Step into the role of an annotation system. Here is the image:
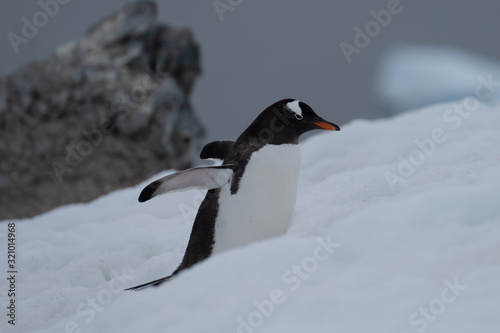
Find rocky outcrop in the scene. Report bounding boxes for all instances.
[0,1,205,220]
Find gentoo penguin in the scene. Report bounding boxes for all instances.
[126,99,339,290]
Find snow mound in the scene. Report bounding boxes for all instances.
[2,100,500,333]
[375,45,500,114]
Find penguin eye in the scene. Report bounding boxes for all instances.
[294,114,303,120]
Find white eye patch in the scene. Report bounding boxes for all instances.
[286,100,303,119]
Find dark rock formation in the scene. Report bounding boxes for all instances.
[0,1,205,220]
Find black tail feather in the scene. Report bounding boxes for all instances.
[125,271,177,291]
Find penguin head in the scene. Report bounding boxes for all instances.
[243,99,340,145]
[281,98,340,133]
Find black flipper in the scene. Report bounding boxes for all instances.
[138,165,234,202]
[200,140,235,161]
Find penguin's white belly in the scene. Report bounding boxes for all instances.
[212,144,301,253]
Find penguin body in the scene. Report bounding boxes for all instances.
[126,99,339,290]
[213,143,301,252]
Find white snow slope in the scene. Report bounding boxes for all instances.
[2,100,500,333]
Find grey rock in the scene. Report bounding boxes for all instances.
[0,1,205,220]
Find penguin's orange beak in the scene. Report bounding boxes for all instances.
[314,121,340,131]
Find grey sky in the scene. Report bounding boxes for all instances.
[1,0,499,142]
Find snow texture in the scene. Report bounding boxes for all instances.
[1,100,500,333]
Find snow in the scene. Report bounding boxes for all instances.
[2,100,500,333]
[374,45,500,114]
